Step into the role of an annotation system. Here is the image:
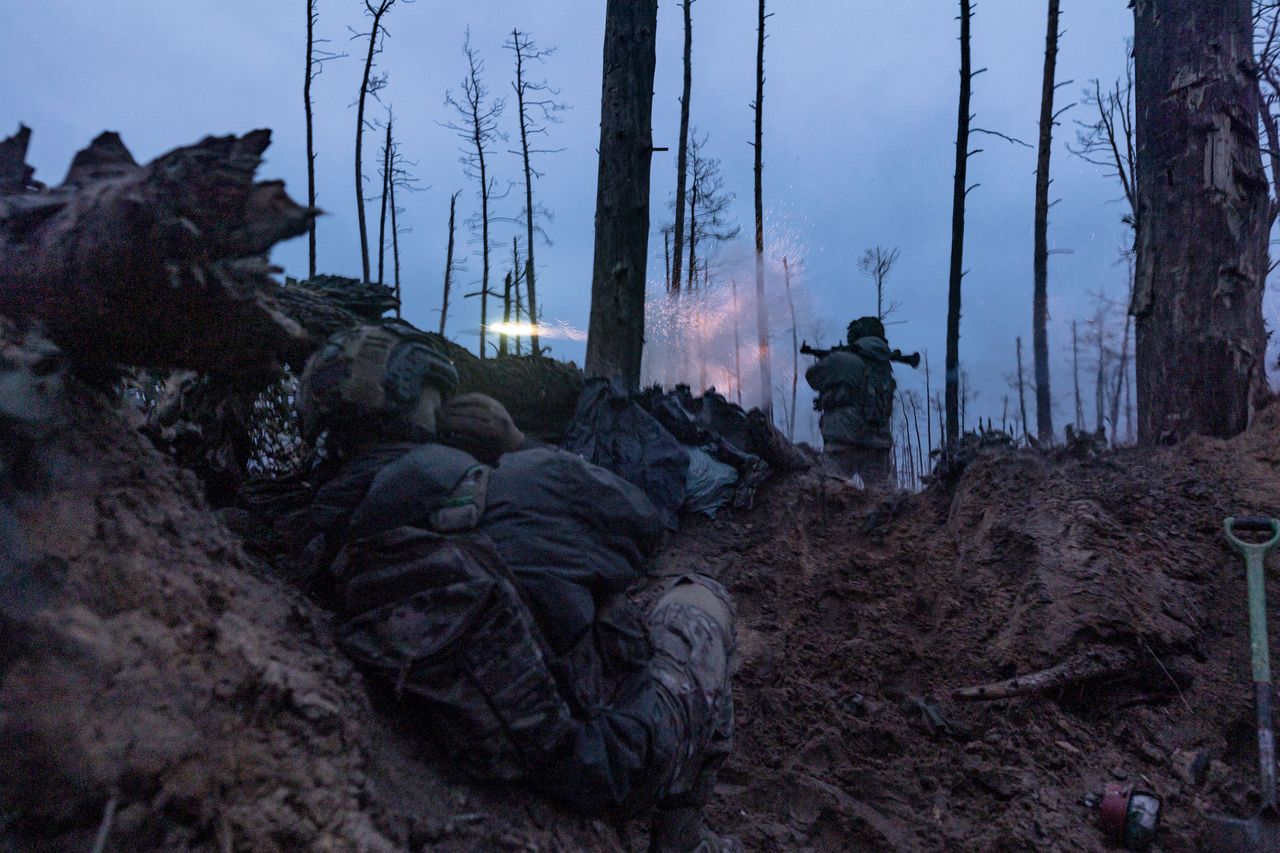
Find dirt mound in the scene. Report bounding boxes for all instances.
[0,359,617,850]
[673,404,1280,851]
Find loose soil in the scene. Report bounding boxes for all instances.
[7,355,1280,851]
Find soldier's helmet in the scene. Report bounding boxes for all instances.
[297,320,459,443]
[846,316,886,345]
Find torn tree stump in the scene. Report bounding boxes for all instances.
[0,126,330,379]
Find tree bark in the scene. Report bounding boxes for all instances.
[440,190,459,336]
[389,142,401,317]
[1072,319,1084,429]
[945,0,973,446]
[753,0,773,417]
[670,0,694,297]
[305,0,318,278]
[1032,0,1059,445]
[0,128,321,378]
[512,30,542,355]
[1132,0,1269,442]
[354,1,391,284]
[1016,337,1030,444]
[377,119,391,286]
[584,0,658,389]
[784,256,799,441]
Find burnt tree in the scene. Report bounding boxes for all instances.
[945,0,973,446]
[1031,0,1061,445]
[439,190,461,336]
[445,31,505,359]
[752,0,774,416]
[507,30,564,356]
[303,0,343,277]
[585,0,658,388]
[1132,0,1269,441]
[670,0,695,296]
[354,0,395,283]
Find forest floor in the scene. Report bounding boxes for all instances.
[6,351,1280,851]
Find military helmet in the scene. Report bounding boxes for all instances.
[297,320,459,443]
[846,316,886,345]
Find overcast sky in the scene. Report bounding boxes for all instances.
[6,1,1164,439]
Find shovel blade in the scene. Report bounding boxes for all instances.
[1205,812,1280,853]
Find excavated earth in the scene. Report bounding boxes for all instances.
[7,350,1280,850]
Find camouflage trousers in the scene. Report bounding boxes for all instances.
[331,525,735,816]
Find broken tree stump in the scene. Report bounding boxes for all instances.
[0,126,329,379]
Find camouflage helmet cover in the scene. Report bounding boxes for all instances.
[846,316,886,345]
[298,320,459,442]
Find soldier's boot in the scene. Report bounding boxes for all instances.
[648,576,741,853]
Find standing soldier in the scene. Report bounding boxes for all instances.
[803,316,918,486]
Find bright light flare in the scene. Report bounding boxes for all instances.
[485,320,587,342]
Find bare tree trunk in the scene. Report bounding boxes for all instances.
[585,0,658,388]
[1072,319,1084,429]
[377,119,391,286]
[732,278,743,405]
[911,394,924,479]
[514,257,524,356]
[1133,0,1269,441]
[670,0,694,297]
[1032,0,1060,445]
[440,190,459,336]
[686,175,699,293]
[355,0,393,284]
[924,352,933,457]
[753,0,773,417]
[1095,327,1107,436]
[783,256,799,440]
[945,0,973,445]
[663,229,671,292]
[1016,337,1029,445]
[389,138,401,317]
[499,271,512,356]
[1109,308,1131,445]
[511,30,542,355]
[305,0,318,278]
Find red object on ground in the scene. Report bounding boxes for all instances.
[1100,782,1133,838]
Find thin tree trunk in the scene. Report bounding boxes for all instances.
[911,394,924,481]
[1032,0,1060,445]
[924,352,933,459]
[1133,0,1269,441]
[354,1,391,283]
[500,271,512,356]
[670,0,694,297]
[732,278,743,405]
[440,190,459,336]
[1095,328,1107,436]
[663,230,671,293]
[585,0,658,388]
[512,30,542,355]
[1109,308,1130,446]
[378,119,391,286]
[514,258,524,356]
[305,0,318,278]
[1072,319,1084,428]
[389,139,401,317]
[945,0,973,445]
[783,256,799,440]
[1016,337,1029,445]
[753,0,773,417]
[686,176,699,293]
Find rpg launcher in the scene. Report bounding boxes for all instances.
[799,341,921,369]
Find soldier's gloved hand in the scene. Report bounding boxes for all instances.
[437,393,526,464]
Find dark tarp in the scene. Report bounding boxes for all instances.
[563,378,690,529]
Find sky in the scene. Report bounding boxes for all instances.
[4,1,1158,442]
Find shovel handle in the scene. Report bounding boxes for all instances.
[1225,516,1280,552]
[1226,516,1280,809]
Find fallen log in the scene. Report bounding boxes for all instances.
[0,126,326,379]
